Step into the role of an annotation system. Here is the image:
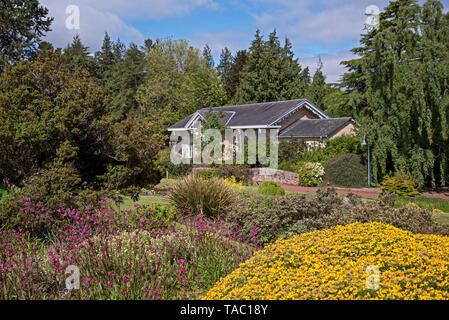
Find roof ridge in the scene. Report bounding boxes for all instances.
[200,98,306,110]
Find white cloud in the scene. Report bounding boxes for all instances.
[251,0,391,46]
[301,51,357,83]
[40,0,218,52]
[190,29,254,58]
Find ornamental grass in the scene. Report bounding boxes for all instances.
[203,222,449,300]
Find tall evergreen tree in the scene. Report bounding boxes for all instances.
[235,29,303,104]
[307,57,332,109]
[202,44,214,68]
[63,35,97,76]
[342,0,449,187]
[0,0,53,72]
[104,42,145,120]
[217,47,234,101]
[228,50,247,102]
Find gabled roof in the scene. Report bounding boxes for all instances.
[279,118,354,138]
[168,99,331,130]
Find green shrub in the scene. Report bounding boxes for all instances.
[323,153,366,188]
[279,140,305,164]
[196,169,219,180]
[300,136,363,163]
[155,148,193,178]
[278,161,296,172]
[154,178,179,191]
[225,188,448,246]
[168,175,237,217]
[295,162,325,187]
[381,171,418,197]
[257,181,285,196]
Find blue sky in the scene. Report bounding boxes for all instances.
[40,0,449,83]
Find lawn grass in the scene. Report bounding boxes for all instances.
[114,194,169,212]
[395,195,449,213]
[434,213,449,225]
[393,195,449,225]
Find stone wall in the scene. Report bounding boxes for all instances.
[190,166,299,186]
[250,168,298,186]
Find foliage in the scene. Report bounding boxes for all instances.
[341,0,449,188]
[305,57,333,110]
[295,162,325,187]
[168,175,237,217]
[223,176,245,193]
[300,136,363,164]
[257,181,285,196]
[234,29,304,104]
[224,188,447,246]
[100,115,166,189]
[203,222,449,300]
[395,195,449,213]
[217,48,247,102]
[154,178,180,190]
[154,148,193,178]
[323,153,366,188]
[278,140,305,165]
[136,38,227,129]
[195,169,219,180]
[0,0,53,72]
[381,171,419,197]
[0,201,253,300]
[216,166,253,185]
[103,42,145,121]
[0,53,111,185]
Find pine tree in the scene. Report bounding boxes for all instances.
[217,47,234,101]
[63,35,97,76]
[307,57,331,109]
[0,0,53,72]
[203,44,214,68]
[104,42,145,120]
[234,29,303,104]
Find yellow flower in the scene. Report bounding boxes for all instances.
[203,222,449,300]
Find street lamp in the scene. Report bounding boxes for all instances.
[361,135,371,188]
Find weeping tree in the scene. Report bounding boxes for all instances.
[342,0,449,188]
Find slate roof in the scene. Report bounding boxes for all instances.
[168,99,330,129]
[167,99,354,139]
[279,118,354,138]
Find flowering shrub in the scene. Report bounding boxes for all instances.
[223,176,245,193]
[204,222,449,300]
[0,200,253,300]
[295,162,324,187]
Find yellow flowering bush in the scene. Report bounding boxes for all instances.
[224,176,245,193]
[203,222,449,300]
[433,208,448,214]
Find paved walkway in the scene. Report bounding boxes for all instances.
[261,183,449,201]
[421,187,449,201]
[279,184,383,199]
